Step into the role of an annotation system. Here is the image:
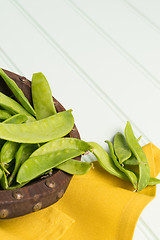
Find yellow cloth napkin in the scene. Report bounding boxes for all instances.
[0,203,74,240]
[0,143,159,240]
[56,143,160,240]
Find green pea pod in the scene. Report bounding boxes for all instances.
[0,68,36,116]
[88,142,128,181]
[56,160,93,175]
[0,171,8,189]
[0,109,12,120]
[31,137,92,157]
[3,114,28,124]
[8,143,38,186]
[0,92,35,121]
[0,141,20,174]
[125,121,150,192]
[0,110,74,143]
[114,132,132,164]
[148,177,160,186]
[0,168,3,180]
[17,148,85,183]
[32,72,57,120]
[124,155,139,166]
[0,114,29,174]
[105,140,137,189]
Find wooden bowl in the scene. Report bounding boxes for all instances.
[0,69,80,219]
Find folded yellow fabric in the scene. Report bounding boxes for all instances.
[0,143,159,240]
[0,204,74,240]
[56,143,160,240]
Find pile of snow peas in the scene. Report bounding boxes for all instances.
[0,68,159,192]
[89,123,160,192]
[0,69,93,189]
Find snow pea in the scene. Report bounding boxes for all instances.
[31,137,92,157]
[56,159,93,175]
[0,114,28,171]
[0,171,8,189]
[114,132,132,164]
[17,148,85,183]
[0,169,2,180]
[0,68,35,116]
[3,114,28,124]
[125,121,150,192]
[0,141,20,174]
[105,140,137,189]
[148,177,160,186]
[0,92,35,121]
[0,110,12,120]
[0,110,74,143]
[88,142,128,181]
[32,72,57,120]
[8,143,38,186]
[124,155,139,166]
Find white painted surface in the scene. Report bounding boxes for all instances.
[0,0,160,239]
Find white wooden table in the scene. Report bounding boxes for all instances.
[0,0,160,239]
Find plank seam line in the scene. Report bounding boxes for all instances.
[122,0,160,34]
[0,47,23,75]
[9,0,150,144]
[65,0,160,92]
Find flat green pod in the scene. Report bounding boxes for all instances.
[56,159,93,175]
[17,148,85,183]
[124,155,139,166]
[114,132,132,164]
[8,143,38,186]
[88,142,128,181]
[3,114,28,124]
[31,137,92,157]
[32,72,57,120]
[0,68,35,116]
[125,121,150,192]
[106,140,137,190]
[0,92,35,121]
[0,110,12,120]
[0,110,74,143]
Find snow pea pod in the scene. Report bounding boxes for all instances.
[3,114,28,124]
[124,155,139,166]
[0,110,74,143]
[88,142,128,181]
[0,68,35,116]
[56,159,93,175]
[148,177,160,186]
[0,171,8,189]
[105,140,137,189]
[125,121,150,192]
[114,132,132,164]
[0,92,35,121]
[32,72,57,120]
[8,143,38,186]
[0,169,3,180]
[0,141,20,174]
[17,148,85,183]
[31,137,92,157]
[0,110,12,120]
